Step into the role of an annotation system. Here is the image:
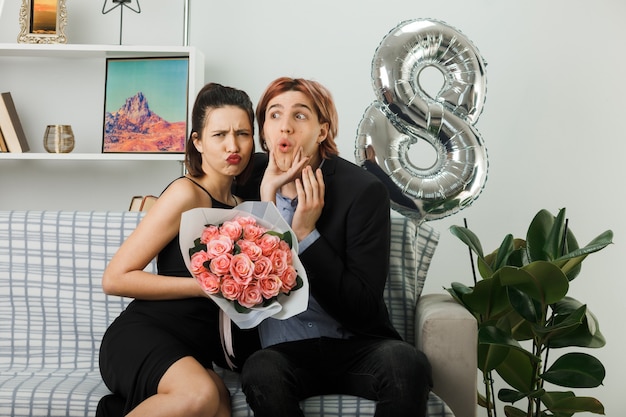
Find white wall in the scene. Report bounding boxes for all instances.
[1,1,624,415]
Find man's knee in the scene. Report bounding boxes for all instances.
[241,349,287,385]
[378,341,433,388]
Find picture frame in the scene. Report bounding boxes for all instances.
[18,0,68,44]
[102,57,190,154]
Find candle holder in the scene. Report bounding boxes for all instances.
[43,125,75,153]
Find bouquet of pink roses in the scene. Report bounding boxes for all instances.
[180,202,309,329]
[189,215,302,309]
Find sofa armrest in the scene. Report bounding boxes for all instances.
[416,293,477,417]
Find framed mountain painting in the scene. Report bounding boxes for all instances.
[103,57,189,153]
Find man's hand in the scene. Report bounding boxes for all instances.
[292,165,325,241]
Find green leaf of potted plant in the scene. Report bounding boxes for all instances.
[447,208,612,417]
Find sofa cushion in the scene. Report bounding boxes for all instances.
[0,211,147,373]
[0,211,149,417]
[386,216,440,342]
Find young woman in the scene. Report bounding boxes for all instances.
[240,77,433,417]
[98,83,260,417]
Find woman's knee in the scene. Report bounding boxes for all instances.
[169,377,226,417]
[159,357,226,416]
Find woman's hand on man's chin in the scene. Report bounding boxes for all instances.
[260,148,310,200]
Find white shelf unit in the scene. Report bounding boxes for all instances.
[0,43,204,161]
[0,43,205,211]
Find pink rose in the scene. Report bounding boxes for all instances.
[270,249,289,274]
[253,256,273,279]
[237,239,263,261]
[238,283,263,308]
[280,265,298,292]
[230,253,254,285]
[219,220,243,241]
[200,225,220,244]
[235,216,257,226]
[220,276,243,300]
[258,274,282,299]
[190,250,210,276]
[206,235,234,258]
[196,271,221,294]
[279,240,293,262]
[242,223,266,242]
[256,233,281,256]
[210,253,233,276]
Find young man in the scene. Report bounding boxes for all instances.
[240,77,432,417]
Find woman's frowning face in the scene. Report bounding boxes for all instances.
[194,105,254,178]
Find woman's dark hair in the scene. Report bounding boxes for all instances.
[184,83,255,182]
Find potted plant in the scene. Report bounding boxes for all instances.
[446,208,612,417]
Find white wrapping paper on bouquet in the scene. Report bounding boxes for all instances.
[180,201,309,329]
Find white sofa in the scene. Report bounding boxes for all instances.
[0,210,477,417]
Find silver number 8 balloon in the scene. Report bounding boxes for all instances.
[355,19,488,222]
